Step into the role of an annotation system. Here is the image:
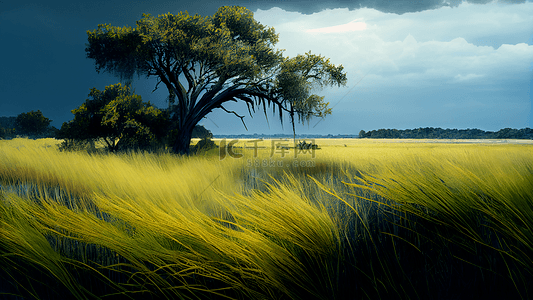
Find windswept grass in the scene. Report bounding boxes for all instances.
[1,138,532,299]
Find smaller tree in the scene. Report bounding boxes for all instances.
[102,92,169,150]
[58,83,168,151]
[15,110,52,137]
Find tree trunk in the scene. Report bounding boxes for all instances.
[172,122,194,155]
[290,107,296,146]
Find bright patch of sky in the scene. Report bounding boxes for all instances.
[306,20,368,33]
[218,1,533,133]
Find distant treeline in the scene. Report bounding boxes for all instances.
[359,127,533,139]
[0,114,57,139]
[0,116,16,129]
[0,115,211,141]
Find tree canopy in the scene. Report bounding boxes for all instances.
[15,110,52,137]
[86,6,347,154]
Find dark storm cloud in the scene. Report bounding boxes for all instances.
[2,0,528,20]
[241,0,527,14]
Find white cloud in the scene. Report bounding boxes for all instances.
[255,3,533,87]
[306,20,367,33]
[453,73,485,82]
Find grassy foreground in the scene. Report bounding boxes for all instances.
[1,138,532,299]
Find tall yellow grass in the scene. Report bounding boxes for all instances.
[1,137,532,299]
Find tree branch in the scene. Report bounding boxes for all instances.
[220,105,248,131]
[152,78,162,93]
[182,65,195,94]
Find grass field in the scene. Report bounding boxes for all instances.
[1,137,532,299]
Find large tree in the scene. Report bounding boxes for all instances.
[86,6,347,154]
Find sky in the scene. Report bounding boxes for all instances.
[1,0,532,135]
